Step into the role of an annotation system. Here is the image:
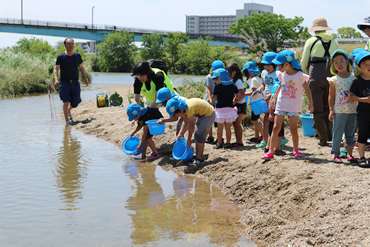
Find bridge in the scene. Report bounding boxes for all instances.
[0,18,246,48]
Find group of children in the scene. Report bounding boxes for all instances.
[126,47,370,166]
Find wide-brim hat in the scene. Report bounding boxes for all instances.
[261,52,277,65]
[354,51,370,77]
[308,17,332,32]
[166,98,188,117]
[127,103,147,121]
[330,49,352,75]
[211,60,224,72]
[211,68,233,85]
[357,16,370,30]
[272,50,302,70]
[241,61,261,75]
[155,87,173,103]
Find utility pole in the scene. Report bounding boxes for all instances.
[92,6,95,29]
[21,0,23,24]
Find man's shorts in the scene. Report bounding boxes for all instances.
[59,81,81,108]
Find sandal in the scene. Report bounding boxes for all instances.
[147,153,161,160]
[347,156,357,163]
[339,148,347,158]
[224,143,233,149]
[232,142,244,147]
[248,137,260,142]
[333,157,342,163]
[261,151,274,160]
[293,150,303,158]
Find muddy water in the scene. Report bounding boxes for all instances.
[0,75,256,246]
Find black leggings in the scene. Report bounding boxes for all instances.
[357,113,370,144]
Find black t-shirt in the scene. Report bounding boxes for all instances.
[133,71,165,94]
[138,108,164,126]
[55,51,83,81]
[349,75,370,113]
[213,84,239,108]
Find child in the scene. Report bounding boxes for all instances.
[241,61,264,143]
[226,62,246,147]
[349,51,370,166]
[127,103,163,160]
[166,97,216,165]
[263,50,314,160]
[328,49,357,163]
[203,60,225,144]
[210,68,241,148]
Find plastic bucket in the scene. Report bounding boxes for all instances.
[122,136,143,155]
[300,114,315,137]
[173,137,194,160]
[244,95,249,104]
[146,120,165,135]
[249,91,267,115]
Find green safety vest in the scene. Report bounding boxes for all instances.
[141,68,174,104]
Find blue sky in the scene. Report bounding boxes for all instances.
[0,0,368,48]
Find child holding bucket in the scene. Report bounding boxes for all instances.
[127,103,163,160]
[263,50,314,160]
[225,62,246,147]
[241,61,264,143]
[210,68,241,149]
[328,49,357,163]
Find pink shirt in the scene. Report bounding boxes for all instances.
[275,71,309,112]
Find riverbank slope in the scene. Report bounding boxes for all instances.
[70,84,370,246]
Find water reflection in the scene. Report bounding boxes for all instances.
[123,161,244,246]
[53,126,87,211]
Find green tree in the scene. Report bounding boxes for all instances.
[13,37,54,54]
[164,32,189,72]
[229,12,306,53]
[337,27,363,38]
[140,33,165,60]
[97,31,137,72]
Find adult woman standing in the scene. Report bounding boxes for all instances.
[132,61,174,108]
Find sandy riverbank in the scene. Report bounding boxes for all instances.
[70,84,370,246]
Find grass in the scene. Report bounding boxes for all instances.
[338,44,367,56]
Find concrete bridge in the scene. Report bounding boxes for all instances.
[0,17,246,48]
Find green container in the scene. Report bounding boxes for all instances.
[109,92,123,106]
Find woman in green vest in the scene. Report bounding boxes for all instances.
[132,61,174,108]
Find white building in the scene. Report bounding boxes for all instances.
[186,3,273,37]
[76,41,97,54]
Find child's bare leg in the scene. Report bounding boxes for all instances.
[270,115,285,153]
[196,142,205,160]
[252,120,262,137]
[263,113,269,142]
[225,122,232,144]
[146,138,158,154]
[288,116,299,151]
[358,143,366,158]
[217,123,224,144]
[141,142,148,159]
[347,145,354,157]
[233,113,244,144]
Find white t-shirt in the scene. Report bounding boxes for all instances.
[327,74,357,114]
[246,77,263,102]
[234,79,246,104]
[275,71,309,113]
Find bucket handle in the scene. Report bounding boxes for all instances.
[249,91,264,104]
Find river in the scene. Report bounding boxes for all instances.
[0,73,256,246]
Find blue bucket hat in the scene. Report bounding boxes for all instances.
[155,87,173,103]
[166,97,188,117]
[126,103,148,121]
[261,52,277,65]
[241,61,261,75]
[211,60,225,72]
[330,49,352,75]
[272,50,302,70]
[211,68,233,85]
[354,51,370,76]
[350,48,366,72]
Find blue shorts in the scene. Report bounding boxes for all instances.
[59,81,81,108]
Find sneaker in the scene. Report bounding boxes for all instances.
[347,156,357,163]
[147,153,161,160]
[213,143,223,149]
[68,113,73,121]
[66,120,73,125]
[333,157,342,163]
[358,157,367,167]
[256,140,267,148]
[206,136,214,143]
[274,149,286,156]
[264,147,269,153]
[193,158,204,165]
[232,142,244,147]
[213,138,224,145]
[293,150,303,158]
[339,148,348,158]
[261,151,274,160]
[248,137,260,142]
[224,143,233,149]
[279,137,289,147]
[257,136,263,141]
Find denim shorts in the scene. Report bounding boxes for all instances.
[274,110,299,116]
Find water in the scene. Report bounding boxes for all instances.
[0,73,256,246]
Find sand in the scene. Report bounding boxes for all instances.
[70,84,370,246]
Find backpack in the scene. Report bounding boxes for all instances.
[147,59,168,75]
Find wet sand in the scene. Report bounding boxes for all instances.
[70,84,370,246]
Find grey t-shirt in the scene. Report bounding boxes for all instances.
[203,74,217,102]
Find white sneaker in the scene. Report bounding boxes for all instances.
[66,120,73,125]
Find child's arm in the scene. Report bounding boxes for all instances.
[349,92,370,103]
[177,114,190,145]
[233,91,243,105]
[157,116,179,125]
[130,121,143,137]
[303,82,314,113]
[328,81,335,121]
[257,80,265,93]
[206,86,212,103]
[209,94,217,104]
[270,85,281,109]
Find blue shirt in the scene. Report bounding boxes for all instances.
[56,51,83,81]
[261,70,276,93]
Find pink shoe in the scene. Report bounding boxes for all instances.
[257,136,263,141]
[293,150,303,157]
[147,153,161,160]
[347,156,357,163]
[261,151,274,160]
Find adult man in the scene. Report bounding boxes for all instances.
[301,17,339,146]
[54,38,89,125]
[357,16,370,51]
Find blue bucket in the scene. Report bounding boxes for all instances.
[173,137,194,160]
[122,136,143,155]
[249,91,268,115]
[244,95,249,104]
[146,120,165,135]
[300,114,315,137]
